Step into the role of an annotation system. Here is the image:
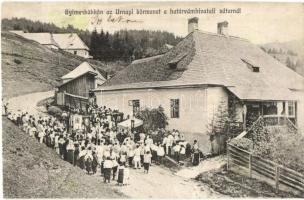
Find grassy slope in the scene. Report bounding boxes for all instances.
[1,32,128,198]
[196,168,300,198]
[1,31,127,98]
[3,118,125,198]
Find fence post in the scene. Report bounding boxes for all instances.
[249,153,252,178]
[227,143,230,171]
[275,165,280,193]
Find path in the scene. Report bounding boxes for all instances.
[6,91,226,198]
[116,165,224,198]
[7,90,54,116]
[176,155,226,179]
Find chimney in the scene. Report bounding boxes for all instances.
[188,17,199,34]
[217,21,229,35]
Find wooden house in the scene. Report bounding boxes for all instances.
[56,62,106,111]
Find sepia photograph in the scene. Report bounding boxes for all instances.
[1,1,304,198]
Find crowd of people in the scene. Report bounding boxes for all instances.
[5,103,202,186]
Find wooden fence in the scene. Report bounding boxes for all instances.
[227,143,304,193]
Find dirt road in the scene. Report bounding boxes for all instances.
[7,90,54,116]
[6,91,226,198]
[116,165,224,198]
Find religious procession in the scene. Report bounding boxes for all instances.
[5,103,202,186]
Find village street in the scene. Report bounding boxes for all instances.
[116,155,227,198]
[7,90,54,116]
[6,91,226,198]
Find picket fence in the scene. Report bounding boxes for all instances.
[227,143,304,193]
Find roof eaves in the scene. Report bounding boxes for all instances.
[58,71,97,87]
[94,82,223,92]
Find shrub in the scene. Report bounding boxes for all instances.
[47,106,63,118]
[229,138,253,151]
[246,119,304,173]
[207,100,243,155]
[267,131,304,173]
[135,106,168,133]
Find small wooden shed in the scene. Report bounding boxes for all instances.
[56,71,97,111]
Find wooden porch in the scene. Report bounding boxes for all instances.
[243,101,297,130]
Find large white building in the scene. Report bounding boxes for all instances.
[94,18,304,150]
[10,31,91,58]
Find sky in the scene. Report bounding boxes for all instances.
[2,2,304,44]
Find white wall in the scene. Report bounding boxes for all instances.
[206,87,229,125]
[44,44,59,50]
[96,86,229,152]
[65,49,90,58]
[295,91,304,133]
[97,86,210,133]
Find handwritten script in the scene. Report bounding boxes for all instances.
[91,14,143,25]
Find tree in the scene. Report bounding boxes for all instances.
[286,57,296,70]
[2,17,183,62]
[90,28,98,59]
[295,59,303,68]
[111,32,123,59]
[135,106,168,133]
[207,100,242,155]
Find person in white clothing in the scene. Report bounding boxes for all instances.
[167,134,174,156]
[38,130,45,144]
[123,165,130,185]
[133,145,141,169]
[29,126,37,138]
[157,144,165,164]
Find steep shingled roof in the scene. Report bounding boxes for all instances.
[61,62,97,80]
[61,62,106,86]
[9,31,88,50]
[99,31,304,100]
[16,32,59,46]
[52,33,89,50]
[102,34,196,86]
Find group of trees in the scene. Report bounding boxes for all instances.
[286,57,303,71]
[2,18,92,46]
[261,46,298,56]
[261,46,304,76]
[89,29,182,62]
[2,17,182,62]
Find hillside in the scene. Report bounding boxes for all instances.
[2,118,125,198]
[261,39,304,76]
[2,18,182,62]
[1,31,127,98]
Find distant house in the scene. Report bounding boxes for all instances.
[56,62,107,110]
[9,31,91,58]
[10,31,59,49]
[52,33,91,58]
[93,18,304,150]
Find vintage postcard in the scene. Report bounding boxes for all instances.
[1,1,304,198]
